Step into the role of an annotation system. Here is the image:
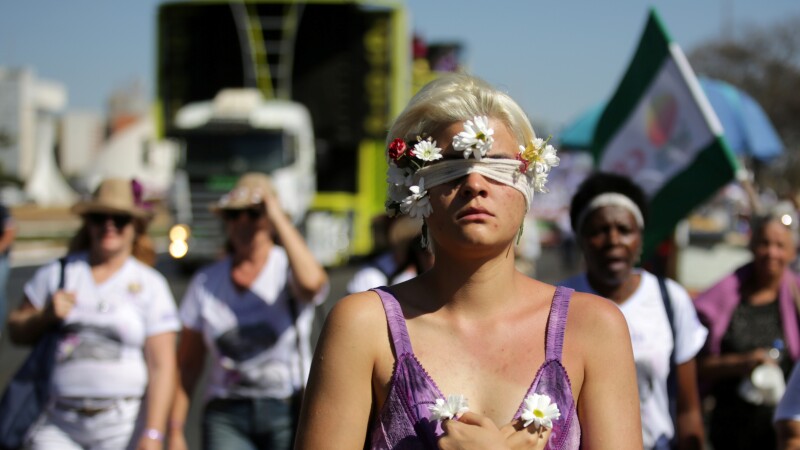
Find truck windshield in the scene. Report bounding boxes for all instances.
[180,131,294,176]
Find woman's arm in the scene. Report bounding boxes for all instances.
[7,293,74,345]
[168,327,206,450]
[264,191,328,303]
[696,348,770,383]
[776,420,800,450]
[675,358,704,450]
[136,331,178,450]
[294,293,380,449]
[573,293,643,450]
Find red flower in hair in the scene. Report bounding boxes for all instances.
[516,153,530,174]
[388,138,408,161]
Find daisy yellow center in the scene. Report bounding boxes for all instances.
[522,147,537,162]
[476,132,486,140]
[534,409,545,418]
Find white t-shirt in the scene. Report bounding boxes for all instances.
[24,253,180,398]
[561,269,708,448]
[179,246,327,401]
[346,252,415,294]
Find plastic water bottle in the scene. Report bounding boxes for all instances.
[769,339,785,363]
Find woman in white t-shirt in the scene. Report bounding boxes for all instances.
[7,178,180,450]
[560,172,708,450]
[169,173,328,450]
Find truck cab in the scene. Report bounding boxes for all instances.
[167,88,315,263]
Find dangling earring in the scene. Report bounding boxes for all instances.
[420,221,429,249]
[516,222,524,246]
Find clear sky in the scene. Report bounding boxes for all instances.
[1,0,798,132]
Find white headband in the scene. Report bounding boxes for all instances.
[416,158,534,209]
[576,192,644,232]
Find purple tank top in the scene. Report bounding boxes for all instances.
[368,286,581,450]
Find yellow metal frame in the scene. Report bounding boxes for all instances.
[157,0,409,260]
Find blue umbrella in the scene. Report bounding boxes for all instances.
[557,77,784,161]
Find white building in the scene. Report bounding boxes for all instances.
[82,115,178,199]
[0,67,78,206]
[60,111,104,178]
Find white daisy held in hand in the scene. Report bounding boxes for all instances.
[520,393,561,429]
[453,115,494,160]
[429,394,470,421]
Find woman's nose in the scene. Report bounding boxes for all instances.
[607,227,621,245]
[460,172,489,198]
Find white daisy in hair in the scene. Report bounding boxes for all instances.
[429,394,470,421]
[400,178,432,219]
[411,137,443,162]
[453,115,494,160]
[520,393,561,429]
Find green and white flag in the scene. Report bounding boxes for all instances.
[591,9,740,259]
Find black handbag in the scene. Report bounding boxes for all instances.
[0,257,66,450]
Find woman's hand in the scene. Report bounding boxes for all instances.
[438,412,551,450]
[44,290,75,323]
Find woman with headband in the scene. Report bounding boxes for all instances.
[560,172,707,450]
[295,74,642,449]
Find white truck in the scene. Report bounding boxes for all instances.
[166,88,316,264]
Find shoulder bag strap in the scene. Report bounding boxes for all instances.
[287,295,305,392]
[57,257,66,291]
[658,276,678,449]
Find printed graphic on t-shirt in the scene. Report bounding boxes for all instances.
[216,323,279,362]
[216,323,286,390]
[58,323,123,362]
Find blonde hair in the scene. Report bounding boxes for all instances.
[387,73,536,148]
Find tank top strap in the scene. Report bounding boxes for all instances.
[371,287,413,356]
[545,286,574,362]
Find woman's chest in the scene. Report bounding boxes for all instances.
[375,324,548,425]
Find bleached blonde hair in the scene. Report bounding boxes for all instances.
[387,73,536,148]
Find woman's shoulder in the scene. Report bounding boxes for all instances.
[191,257,231,280]
[328,290,387,325]
[566,290,629,340]
[323,290,389,347]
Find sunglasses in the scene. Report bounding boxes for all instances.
[85,213,133,229]
[222,208,265,221]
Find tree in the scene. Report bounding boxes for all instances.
[688,15,800,195]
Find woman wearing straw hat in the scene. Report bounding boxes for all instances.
[168,172,328,450]
[7,177,180,449]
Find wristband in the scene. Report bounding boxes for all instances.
[143,428,165,442]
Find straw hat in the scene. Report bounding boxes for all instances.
[71,178,152,219]
[211,172,276,212]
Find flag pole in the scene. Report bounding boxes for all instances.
[736,169,763,216]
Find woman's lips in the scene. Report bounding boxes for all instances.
[457,206,493,220]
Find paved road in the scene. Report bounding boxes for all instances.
[0,246,578,448]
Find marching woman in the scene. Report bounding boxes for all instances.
[169,173,328,450]
[561,172,707,450]
[8,178,179,449]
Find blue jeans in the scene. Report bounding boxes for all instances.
[0,254,9,335]
[202,397,295,450]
